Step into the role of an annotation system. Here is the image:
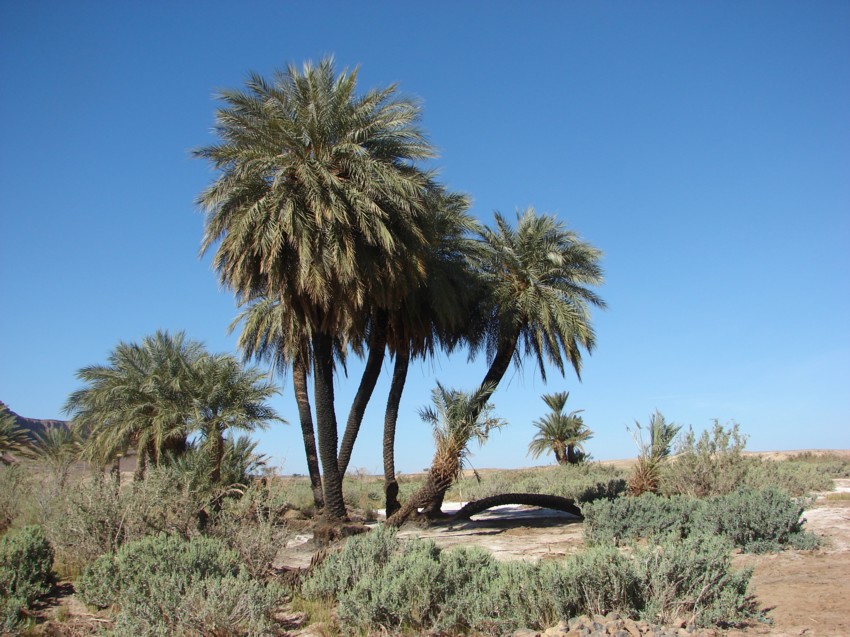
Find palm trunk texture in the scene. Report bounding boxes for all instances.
[293,357,324,510]
[337,312,387,476]
[311,331,347,520]
[382,345,409,516]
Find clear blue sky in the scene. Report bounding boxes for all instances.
[1,1,848,475]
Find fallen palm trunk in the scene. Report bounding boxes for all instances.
[451,492,583,520]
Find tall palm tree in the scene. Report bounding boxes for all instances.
[65,331,204,480]
[231,297,325,508]
[417,208,606,516]
[197,58,436,519]
[386,383,503,527]
[190,353,282,484]
[528,391,592,465]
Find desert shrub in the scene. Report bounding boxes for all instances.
[584,488,817,552]
[742,455,849,495]
[583,493,700,546]
[0,525,55,630]
[0,463,32,534]
[78,533,284,636]
[700,488,819,553]
[636,534,757,627]
[209,482,292,578]
[663,421,748,497]
[302,525,756,634]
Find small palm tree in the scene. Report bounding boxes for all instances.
[628,411,681,495]
[386,383,503,527]
[528,391,592,465]
[0,405,33,463]
[31,427,82,488]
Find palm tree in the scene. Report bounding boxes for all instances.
[528,391,592,465]
[386,383,503,527]
[417,208,606,516]
[65,331,204,480]
[231,297,325,508]
[190,353,282,484]
[0,405,33,463]
[197,58,436,520]
[628,411,681,495]
[380,187,480,514]
[31,426,82,488]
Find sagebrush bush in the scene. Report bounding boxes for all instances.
[663,421,748,497]
[78,533,285,636]
[302,525,756,634]
[584,488,818,552]
[636,534,755,626]
[0,464,32,534]
[0,525,55,630]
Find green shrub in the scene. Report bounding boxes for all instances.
[701,488,819,553]
[78,533,284,636]
[302,525,756,634]
[663,421,748,497]
[584,488,818,552]
[0,464,32,534]
[637,534,756,626]
[0,525,55,630]
[583,493,700,545]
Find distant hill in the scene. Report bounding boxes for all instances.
[0,400,69,440]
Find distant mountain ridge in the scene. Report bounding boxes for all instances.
[0,400,69,439]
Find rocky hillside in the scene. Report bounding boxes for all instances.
[0,399,69,439]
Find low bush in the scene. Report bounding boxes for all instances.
[0,525,55,630]
[663,421,748,497]
[584,488,818,552]
[0,464,32,534]
[78,533,285,636]
[301,525,757,634]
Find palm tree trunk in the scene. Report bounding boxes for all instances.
[567,444,577,464]
[337,311,387,476]
[311,331,347,520]
[382,344,409,516]
[210,426,225,484]
[293,356,324,510]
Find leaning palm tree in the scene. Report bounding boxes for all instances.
[528,391,592,465]
[190,353,282,484]
[628,411,681,495]
[418,208,606,516]
[0,405,33,463]
[197,58,436,520]
[386,383,503,527]
[66,331,204,480]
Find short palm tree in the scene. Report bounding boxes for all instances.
[197,58,437,520]
[31,426,82,487]
[66,331,204,480]
[0,405,33,463]
[386,383,503,527]
[628,411,681,495]
[528,391,592,465]
[190,353,282,484]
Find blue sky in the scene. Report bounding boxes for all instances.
[1,1,847,475]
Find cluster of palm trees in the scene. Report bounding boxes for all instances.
[528,391,593,466]
[195,57,606,522]
[63,330,281,484]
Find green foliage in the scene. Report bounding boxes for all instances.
[78,533,284,636]
[663,421,748,497]
[629,411,681,495]
[0,463,32,534]
[584,488,819,552]
[528,391,593,465]
[0,526,55,630]
[0,405,33,462]
[302,525,756,634]
[637,534,755,626]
